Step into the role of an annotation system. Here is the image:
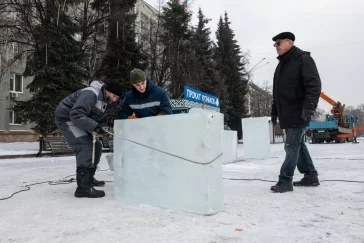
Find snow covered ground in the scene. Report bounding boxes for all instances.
[0,142,364,243]
[0,142,38,155]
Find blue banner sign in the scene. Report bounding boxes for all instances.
[184,86,220,108]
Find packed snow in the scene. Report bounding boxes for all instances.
[0,142,364,243]
[0,142,38,155]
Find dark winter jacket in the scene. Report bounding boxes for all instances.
[118,77,172,119]
[271,46,322,129]
[55,81,114,133]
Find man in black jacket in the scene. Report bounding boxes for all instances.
[270,32,322,193]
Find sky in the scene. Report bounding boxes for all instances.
[145,0,364,112]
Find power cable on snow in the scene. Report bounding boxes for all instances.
[1,168,364,201]
[223,178,364,183]
[0,167,111,201]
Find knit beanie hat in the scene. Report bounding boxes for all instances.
[130,69,146,84]
[105,82,123,97]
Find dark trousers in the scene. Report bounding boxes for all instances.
[55,120,102,168]
[279,128,318,182]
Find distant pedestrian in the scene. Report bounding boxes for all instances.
[270,32,322,193]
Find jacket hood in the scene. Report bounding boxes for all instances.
[90,80,104,91]
[89,80,107,101]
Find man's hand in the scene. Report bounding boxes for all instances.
[301,109,314,122]
[128,113,138,119]
[94,124,108,135]
[271,116,278,125]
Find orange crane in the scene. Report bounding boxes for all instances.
[313,92,364,142]
[320,92,345,115]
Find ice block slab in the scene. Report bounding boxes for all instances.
[113,112,224,215]
[242,117,270,159]
[223,130,237,163]
[189,107,217,114]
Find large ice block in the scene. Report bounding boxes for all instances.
[113,112,224,215]
[222,130,237,164]
[242,117,270,159]
[189,107,217,114]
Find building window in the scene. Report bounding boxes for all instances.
[9,108,22,125]
[12,43,22,60]
[150,19,157,36]
[141,13,149,37]
[10,73,23,93]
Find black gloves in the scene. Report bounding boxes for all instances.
[94,124,108,135]
[271,116,278,125]
[301,109,314,122]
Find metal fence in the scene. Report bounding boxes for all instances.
[170,99,220,112]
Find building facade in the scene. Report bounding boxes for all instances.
[134,0,159,46]
[0,42,37,141]
[247,82,273,117]
[0,0,160,142]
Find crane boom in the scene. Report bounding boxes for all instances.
[320,92,345,115]
[320,92,337,106]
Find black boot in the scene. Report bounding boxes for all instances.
[270,181,293,193]
[74,167,105,198]
[293,175,320,187]
[90,167,105,187]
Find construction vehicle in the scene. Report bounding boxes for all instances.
[306,92,364,144]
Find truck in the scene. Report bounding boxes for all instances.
[306,113,357,143]
[306,92,363,144]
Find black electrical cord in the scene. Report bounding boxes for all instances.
[320,179,364,183]
[2,172,364,201]
[223,178,364,183]
[223,178,276,182]
[0,167,110,201]
[0,178,75,201]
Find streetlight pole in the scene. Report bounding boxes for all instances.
[250,62,270,72]
[248,58,266,73]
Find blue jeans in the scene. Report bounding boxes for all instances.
[279,128,318,182]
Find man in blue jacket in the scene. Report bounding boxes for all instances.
[118,69,172,119]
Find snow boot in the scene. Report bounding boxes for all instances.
[74,167,105,198]
[90,167,105,187]
[293,176,320,187]
[270,181,293,193]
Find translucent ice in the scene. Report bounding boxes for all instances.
[113,112,224,215]
[222,130,237,164]
[242,117,270,159]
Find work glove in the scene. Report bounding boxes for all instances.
[301,109,314,122]
[94,124,108,136]
[271,116,278,125]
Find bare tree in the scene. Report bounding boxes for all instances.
[311,107,326,121]
[249,80,272,117]
[345,104,364,136]
[0,0,112,84]
[133,0,171,90]
[61,0,110,81]
[0,1,33,85]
